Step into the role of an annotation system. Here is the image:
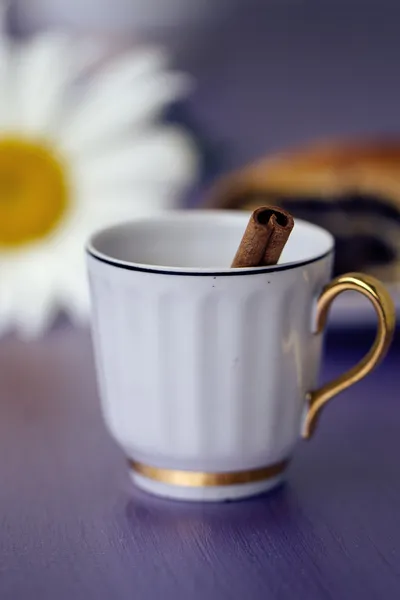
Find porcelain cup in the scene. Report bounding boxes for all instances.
[87,211,395,501]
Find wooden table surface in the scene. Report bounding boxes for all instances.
[1,327,399,600]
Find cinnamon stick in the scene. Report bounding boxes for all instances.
[231,206,294,268]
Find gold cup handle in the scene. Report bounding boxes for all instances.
[303,272,396,439]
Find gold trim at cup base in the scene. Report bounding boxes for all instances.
[128,459,289,487]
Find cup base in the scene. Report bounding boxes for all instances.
[131,470,285,502]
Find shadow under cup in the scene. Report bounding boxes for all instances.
[87,211,390,502]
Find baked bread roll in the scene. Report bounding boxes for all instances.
[205,137,400,279]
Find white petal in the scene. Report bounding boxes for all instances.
[101,193,181,223]
[78,186,188,222]
[0,275,15,335]
[13,292,58,339]
[87,46,170,92]
[67,34,114,77]
[10,34,74,136]
[0,252,59,338]
[6,33,113,138]
[59,72,192,155]
[55,257,90,326]
[73,126,199,188]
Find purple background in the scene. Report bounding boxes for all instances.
[178,0,400,184]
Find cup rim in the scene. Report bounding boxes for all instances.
[86,210,334,276]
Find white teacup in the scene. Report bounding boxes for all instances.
[87,210,395,501]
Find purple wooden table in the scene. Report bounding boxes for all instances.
[0,327,399,600]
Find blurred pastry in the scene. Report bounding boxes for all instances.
[205,137,400,278]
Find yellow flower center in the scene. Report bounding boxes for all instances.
[0,138,68,248]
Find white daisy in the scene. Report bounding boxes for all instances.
[0,14,198,337]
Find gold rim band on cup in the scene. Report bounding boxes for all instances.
[128,459,289,487]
